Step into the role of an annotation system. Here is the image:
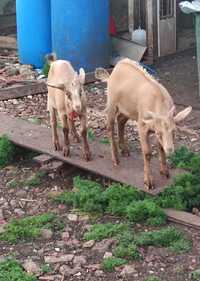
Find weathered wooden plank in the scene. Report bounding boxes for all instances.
[0,82,47,101]
[0,112,181,195]
[165,209,200,230]
[195,14,200,97]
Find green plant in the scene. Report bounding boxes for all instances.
[84,223,128,241]
[146,276,161,281]
[0,258,37,281]
[126,199,166,226]
[99,137,110,145]
[41,264,52,274]
[102,257,126,272]
[114,242,140,260]
[135,227,191,253]
[169,145,195,168]
[192,269,200,280]
[103,183,145,216]
[87,128,95,142]
[0,213,63,244]
[0,135,15,168]
[24,171,46,187]
[7,179,18,189]
[42,62,50,77]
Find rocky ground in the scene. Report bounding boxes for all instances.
[0,159,200,281]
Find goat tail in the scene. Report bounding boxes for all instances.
[95,68,110,82]
[45,52,57,64]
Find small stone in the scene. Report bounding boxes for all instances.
[103,252,113,259]
[23,260,40,275]
[83,240,95,248]
[95,270,104,277]
[41,229,53,240]
[120,265,136,276]
[14,208,25,216]
[55,248,60,252]
[93,238,116,253]
[73,255,87,266]
[61,231,70,241]
[67,214,78,222]
[44,254,74,264]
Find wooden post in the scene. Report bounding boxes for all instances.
[145,0,154,64]
[195,14,200,97]
[128,0,134,34]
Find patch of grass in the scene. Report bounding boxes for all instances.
[87,128,95,142]
[135,227,191,253]
[99,137,110,145]
[113,242,140,260]
[41,264,52,274]
[7,179,19,189]
[102,257,126,272]
[103,183,145,216]
[24,171,46,187]
[146,277,161,281]
[169,145,195,168]
[27,118,41,125]
[84,223,128,241]
[126,199,166,226]
[0,135,15,168]
[0,213,63,244]
[192,269,200,280]
[0,258,37,281]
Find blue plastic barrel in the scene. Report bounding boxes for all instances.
[16,0,51,68]
[51,0,109,72]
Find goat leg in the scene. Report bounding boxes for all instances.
[107,110,119,166]
[158,142,169,178]
[80,114,91,161]
[138,125,154,189]
[68,119,80,143]
[50,108,61,151]
[59,113,70,157]
[117,113,130,157]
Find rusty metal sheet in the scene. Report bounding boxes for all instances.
[0,112,181,195]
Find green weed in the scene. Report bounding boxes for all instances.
[192,269,200,280]
[146,277,161,281]
[24,171,46,187]
[41,264,52,274]
[0,258,37,281]
[169,145,195,168]
[102,257,126,272]
[0,213,63,244]
[99,137,110,145]
[87,128,95,142]
[113,242,140,260]
[0,135,15,168]
[84,223,128,241]
[135,227,191,253]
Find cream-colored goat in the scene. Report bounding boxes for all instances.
[95,58,192,189]
[47,58,91,161]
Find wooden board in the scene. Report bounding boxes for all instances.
[165,209,200,230]
[0,112,182,195]
[0,82,47,101]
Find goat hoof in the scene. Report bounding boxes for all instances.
[83,150,91,162]
[144,178,155,190]
[160,169,170,178]
[113,159,120,167]
[121,148,130,157]
[63,146,70,157]
[54,142,61,151]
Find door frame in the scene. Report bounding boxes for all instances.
[157,0,177,57]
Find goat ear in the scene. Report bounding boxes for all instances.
[79,68,85,84]
[174,106,192,123]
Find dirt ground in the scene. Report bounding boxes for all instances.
[0,49,200,281]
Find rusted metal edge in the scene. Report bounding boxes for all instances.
[165,209,200,230]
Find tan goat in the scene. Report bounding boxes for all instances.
[95,58,192,189]
[47,57,91,161]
